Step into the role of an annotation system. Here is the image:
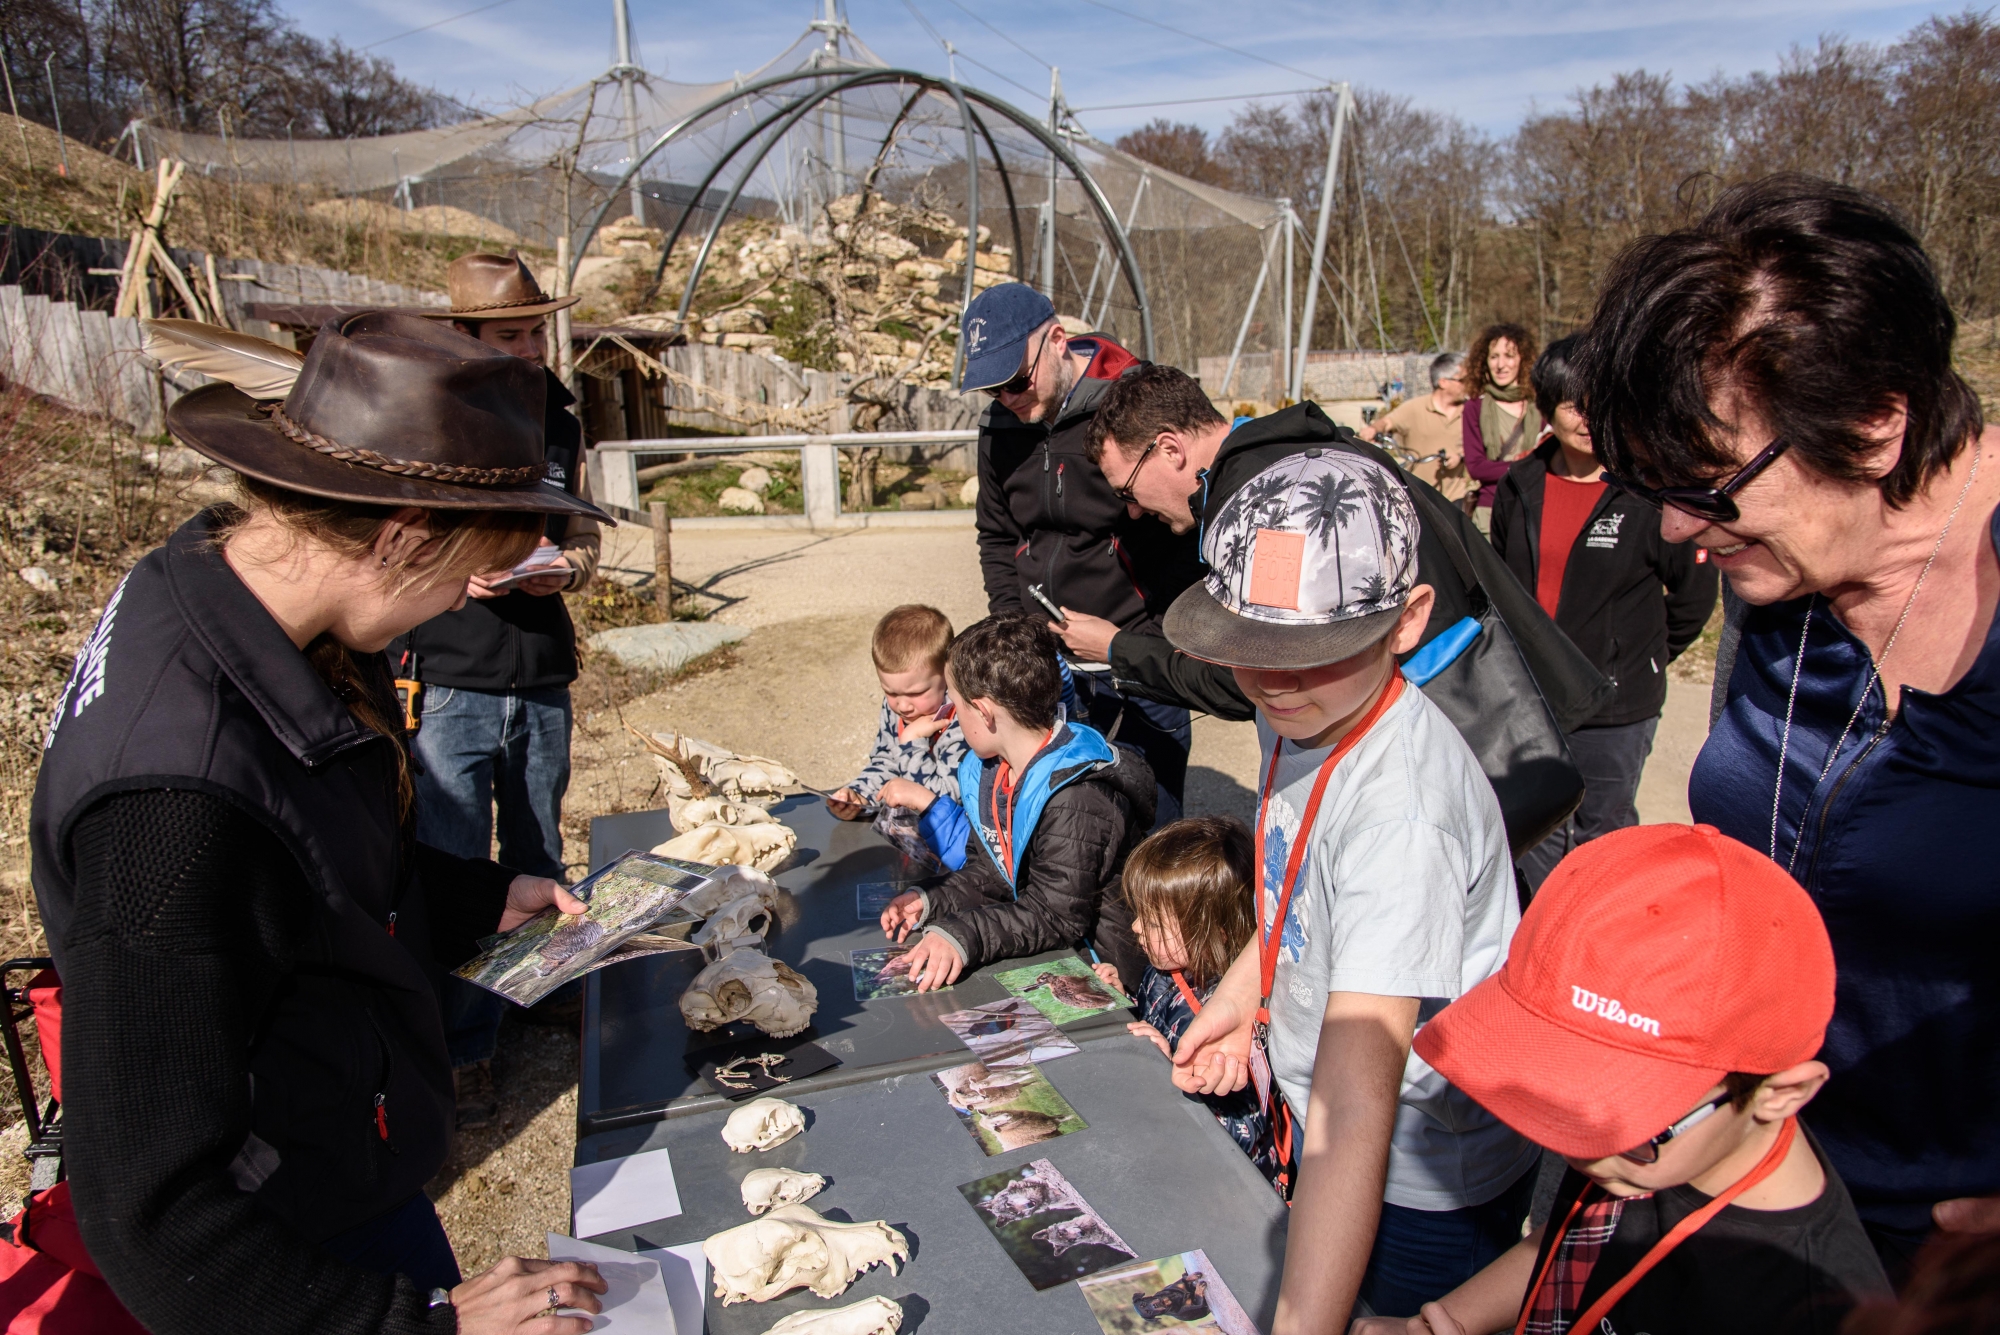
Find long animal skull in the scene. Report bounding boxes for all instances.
[683,948,819,1037]
[644,730,799,804]
[670,793,780,832]
[703,1204,908,1304]
[762,1296,904,1334]
[739,1167,826,1214]
[720,1097,806,1153]
[653,820,797,873]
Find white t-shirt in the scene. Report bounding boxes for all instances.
[1256,683,1536,1211]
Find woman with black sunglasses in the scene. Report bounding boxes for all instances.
[1577,174,2000,1285]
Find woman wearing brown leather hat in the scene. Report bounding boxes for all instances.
[28,311,612,1333]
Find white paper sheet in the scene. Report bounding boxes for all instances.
[570,1146,684,1238]
[639,1241,707,1335]
[545,1233,674,1333]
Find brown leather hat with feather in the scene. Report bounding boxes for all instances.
[145,311,608,519]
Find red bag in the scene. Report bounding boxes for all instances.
[0,1182,147,1334]
[22,973,59,1107]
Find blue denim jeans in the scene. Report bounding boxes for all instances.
[1069,668,1192,816]
[413,684,573,1067]
[1356,1162,1538,1318]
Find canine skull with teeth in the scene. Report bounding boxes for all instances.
[675,866,776,919]
[720,1096,806,1153]
[703,1204,908,1304]
[682,947,818,1037]
[739,1166,826,1214]
[761,1296,904,1334]
[669,793,782,832]
[692,891,778,958]
[652,820,797,873]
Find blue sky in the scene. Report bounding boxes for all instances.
[279,0,1961,140]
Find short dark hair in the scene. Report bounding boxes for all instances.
[1534,334,1584,424]
[946,615,1062,730]
[1120,816,1255,989]
[1576,174,1982,507]
[1465,322,1537,400]
[1084,362,1227,463]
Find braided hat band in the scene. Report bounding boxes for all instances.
[261,403,544,488]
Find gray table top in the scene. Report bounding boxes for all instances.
[581,797,1132,1134]
[574,1029,1288,1335]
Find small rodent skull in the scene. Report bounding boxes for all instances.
[720,1096,805,1153]
[703,1203,908,1304]
[682,947,818,1038]
[691,891,777,958]
[762,1295,904,1334]
[739,1166,826,1214]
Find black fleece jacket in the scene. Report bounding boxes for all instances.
[976,338,1205,635]
[924,743,1157,995]
[59,788,513,1335]
[1490,439,1718,726]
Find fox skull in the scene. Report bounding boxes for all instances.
[692,891,777,958]
[652,820,797,872]
[703,1204,908,1304]
[762,1296,904,1334]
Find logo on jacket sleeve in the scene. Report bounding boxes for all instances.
[1585,512,1626,549]
[44,574,130,748]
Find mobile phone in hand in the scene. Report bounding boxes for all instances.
[1027,583,1067,626]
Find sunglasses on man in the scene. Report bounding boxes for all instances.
[982,326,1054,399]
[1601,437,1791,524]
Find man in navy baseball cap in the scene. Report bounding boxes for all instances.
[959,282,1205,817]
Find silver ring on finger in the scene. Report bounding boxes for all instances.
[546,1284,561,1312]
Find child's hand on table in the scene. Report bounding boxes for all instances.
[879,891,925,943]
[1126,1020,1171,1059]
[882,931,963,991]
[875,778,936,812]
[825,788,869,820]
[1089,961,1122,989]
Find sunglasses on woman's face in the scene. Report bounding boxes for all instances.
[1602,437,1791,523]
[1619,1091,1731,1165]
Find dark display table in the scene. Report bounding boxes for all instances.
[581,796,1131,1134]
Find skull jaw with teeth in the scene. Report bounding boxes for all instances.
[703,1204,909,1304]
[681,946,819,1037]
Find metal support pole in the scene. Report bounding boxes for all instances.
[42,55,69,177]
[1221,222,1277,399]
[948,80,981,387]
[554,234,577,396]
[613,0,646,223]
[1041,68,1060,297]
[1291,84,1349,403]
[649,501,674,617]
[1280,199,1293,404]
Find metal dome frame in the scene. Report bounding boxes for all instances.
[567,64,1155,368]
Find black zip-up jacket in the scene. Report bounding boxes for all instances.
[1107,403,1613,733]
[922,731,1157,995]
[393,369,594,691]
[1490,438,1718,726]
[976,338,1205,634]
[29,511,514,1334]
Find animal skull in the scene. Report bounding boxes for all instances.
[761,1296,904,1334]
[683,947,819,1037]
[670,793,782,833]
[653,820,798,873]
[703,1204,908,1304]
[720,1097,806,1153]
[676,866,777,919]
[692,891,778,957]
[740,1167,826,1214]
[647,731,798,803]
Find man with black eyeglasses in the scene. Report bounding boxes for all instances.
[962,282,1205,810]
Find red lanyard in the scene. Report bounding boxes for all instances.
[1515,1115,1799,1335]
[1171,969,1203,1013]
[1253,671,1406,1034]
[989,727,1054,875]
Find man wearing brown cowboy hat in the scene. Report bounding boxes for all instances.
[394,253,598,1129]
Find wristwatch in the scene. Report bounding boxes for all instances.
[427,1287,453,1310]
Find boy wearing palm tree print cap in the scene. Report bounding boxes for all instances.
[1166,450,1537,1329]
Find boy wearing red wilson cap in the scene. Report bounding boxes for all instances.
[1353,824,1890,1335]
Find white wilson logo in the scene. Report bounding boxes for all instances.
[1571,985,1662,1037]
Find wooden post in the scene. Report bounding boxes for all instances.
[649,500,673,618]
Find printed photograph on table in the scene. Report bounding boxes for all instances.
[1078,1250,1258,1335]
[995,956,1131,1024]
[957,1157,1136,1290]
[856,880,906,921]
[455,852,712,1006]
[931,1059,1088,1155]
[850,946,954,1001]
[939,996,1081,1067]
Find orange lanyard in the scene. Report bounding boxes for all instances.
[1253,671,1405,1034]
[1515,1115,1799,1335]
[1171,969,1204,1013]
[989,727,1054,876]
